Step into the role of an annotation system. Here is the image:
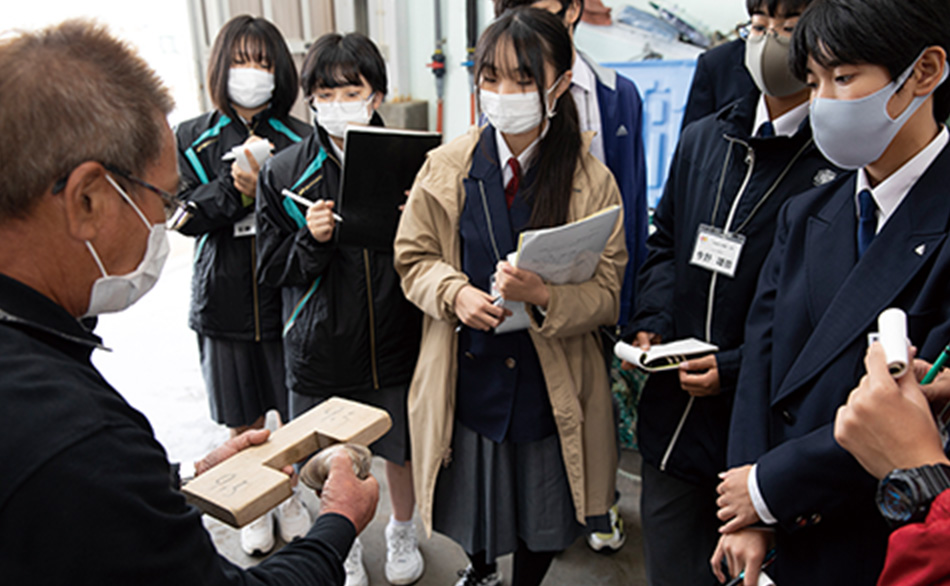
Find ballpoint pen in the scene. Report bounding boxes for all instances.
[724,548,777,586]
[922,343,950,385]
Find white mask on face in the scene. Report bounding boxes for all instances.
[83,175,170,317]
[810,52,948,170]
[312,93,375,138]
[228,67,275,109]
[479,73,565,135]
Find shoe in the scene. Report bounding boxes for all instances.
[344,537,369,586]
[275,491,311,543]
[385,521,424,584]
[240,511,275,556]
[586,501,626,553]
[454,565,502,586]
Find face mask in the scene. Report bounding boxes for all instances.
[83,175,170,317]
[744,32,805,97]
[810,53,948,170]
[479,74,565,135]
[228,68,275,109]
[312,93,375,138]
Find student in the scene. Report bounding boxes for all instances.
[393,8,626,586]
[712,1,950,584]
[494,0,648,553]
[623,1,832,583]
[174,14,312,556]
[681,37,757,130]
[256,33,424,586]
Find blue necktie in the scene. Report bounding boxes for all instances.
[757,121,775,138]
[857,189,877,258]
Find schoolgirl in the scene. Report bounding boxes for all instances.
[175,15,312,556]
[394,8,626,586]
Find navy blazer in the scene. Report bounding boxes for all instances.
[681,39,757,130]
[729,142,950,585]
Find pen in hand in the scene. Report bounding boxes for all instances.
[455,296,503,333]
[281,188,344,223]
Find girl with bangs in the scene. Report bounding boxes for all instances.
[394,8,626,586]
[174,14,312,557]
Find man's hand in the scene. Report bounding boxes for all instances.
[711,528,773,586]
[835,342,949,479]
[620,331,662,370]
[716,464,760,533]
[318,451,380,534]
[493,261,549,308]
[196,429,274,476]
[679,353,721,397]
[454,285,511,331]
[306,200,337,243]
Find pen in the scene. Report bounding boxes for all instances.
[455,296,502,333]
[922,343,950,384]
[281,188,344,223]
[724,548,776,586]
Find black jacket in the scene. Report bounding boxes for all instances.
[176,109,311,341]
[681,39,757,130]
[626,94,840,486]
[0,273,354,585]
[256,119,422,396]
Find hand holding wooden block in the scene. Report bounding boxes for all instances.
[182,396,391,527]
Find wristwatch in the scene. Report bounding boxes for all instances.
[876,463,950,526]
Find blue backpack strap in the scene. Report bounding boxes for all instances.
[268,118,304,143]
[183,115,232,185]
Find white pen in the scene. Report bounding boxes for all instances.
[281,188,344,223]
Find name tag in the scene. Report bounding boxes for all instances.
[690,224,745,278]
[234,213,257,238]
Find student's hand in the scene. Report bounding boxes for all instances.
[454,285,511,331]
[679,354,721,397]
[195,429,292,478]
[711,528,773,586]
[835,342,949,479]
[493,261,549,308]
[716,465,760,533]
[913,357,950,405]
[306,200,337,243]
[231,136,265,197]
[620,331,662,370]
[318,451,380,534]
[399,189,409,212]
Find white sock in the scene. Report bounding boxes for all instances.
[388,515,413,529]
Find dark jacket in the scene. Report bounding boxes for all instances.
[0,273,354,585]
[626,93,840,486]
[681,39,757,130]
[256,119,422,396]
[728,141,950,585]
[176,109,311,341]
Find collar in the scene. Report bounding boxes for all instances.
[329,136,345,163]
[753,95,809,138]
[576,50,615,91]
[856,125,949,228]
[495,126,543,176]
[571,52,596,94]
[0,273,106,356]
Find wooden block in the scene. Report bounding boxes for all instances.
[182,396,391,527]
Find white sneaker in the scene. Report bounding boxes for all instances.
[384,521,424,584]
[275,491,312,543]
[454,565,502,586]
[240,511,275,556]
[344,537,369,586]
[586,501,626,553]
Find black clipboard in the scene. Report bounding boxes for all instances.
[337,126,441,250]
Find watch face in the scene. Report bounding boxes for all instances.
[878,476,916,523]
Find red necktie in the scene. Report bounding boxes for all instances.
[505,158,521,209]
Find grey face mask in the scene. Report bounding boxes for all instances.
[810,52,948,170]
[744,32,805,97]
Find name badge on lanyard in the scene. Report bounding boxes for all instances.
[234,213,257,238]
[690,224,745,278]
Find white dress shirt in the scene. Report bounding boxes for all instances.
[570,53,606,164]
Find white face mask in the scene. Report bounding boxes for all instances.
[479,74,564,135]
[83,175,170,317]
[744,31,805,97]
[810,52,948,170]
[228,68,275,109]
[312,93,375,138]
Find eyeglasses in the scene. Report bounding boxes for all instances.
[52,163,194,229]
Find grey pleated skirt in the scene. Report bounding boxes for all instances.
[198,335,288,428]
[289,383,411,465]
[432,421,586,562]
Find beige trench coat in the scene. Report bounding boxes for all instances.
[394,127,628,535]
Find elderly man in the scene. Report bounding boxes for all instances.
[0,19,377,585]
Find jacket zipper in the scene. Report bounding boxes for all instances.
[250,236,261,342]
[659,142,756,473]
[363,249,380,390]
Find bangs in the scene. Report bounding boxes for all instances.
[475,15,551,90]
[232,34,273,69]
[311,61,364,89]
[747,0,811,17]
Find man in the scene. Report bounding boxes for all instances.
[0,19,377,585]
[494,0,648,554]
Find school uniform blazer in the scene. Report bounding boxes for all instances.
[729,143,950,585]
[581,51,649,326]
[681,38,757,130]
